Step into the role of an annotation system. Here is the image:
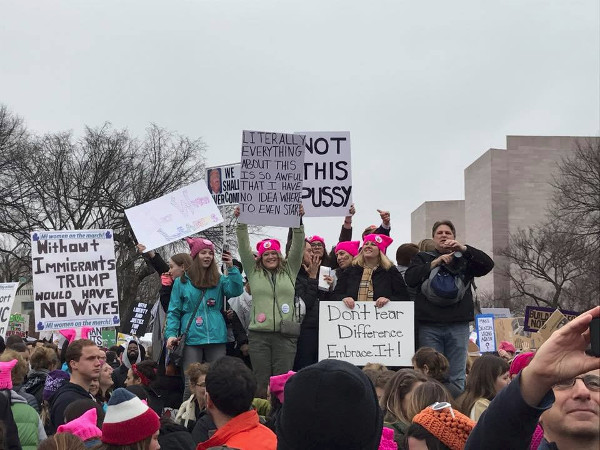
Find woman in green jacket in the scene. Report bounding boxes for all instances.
[234,206,305,393]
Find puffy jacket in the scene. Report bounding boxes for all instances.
[165,267,244,345]
[9,390,46,450]
[197,410,276,450]
[236,224,304,333]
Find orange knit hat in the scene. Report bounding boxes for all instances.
[412,403,475,450]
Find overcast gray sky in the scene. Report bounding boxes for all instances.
[2,0,598,254]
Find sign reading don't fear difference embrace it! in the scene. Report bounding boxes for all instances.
[31,230,120,331]
[318,301,414,366]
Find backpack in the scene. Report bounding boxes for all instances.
[421,252,470,307]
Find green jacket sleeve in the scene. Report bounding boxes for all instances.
[236,224,256,278]
[165,278,183,339]
[286,225,305,277]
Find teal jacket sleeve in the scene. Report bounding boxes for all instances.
[221,266,244,299]
[165,278,183,339]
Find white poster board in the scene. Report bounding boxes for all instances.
[0,282,19,339]
[239,130,305,227]
[476,314,496,352]
[318,301,414,366]
[31,230,120,331]
[125,180,223,250]
[206,163,240,206]
[480,307,512,318]
[298,132,352,217]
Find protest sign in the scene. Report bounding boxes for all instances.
[7,313,29,338]
[524,306,579,332]
[0,283,18,339]
[88,327,103,346]
[476,314,496,352]
[207,164,240,206]
[125,180,223,251]
[481,307,512,318]
[297,132,352,217]
[239,130,305,227]
[120,302,151,336]
[31,230,120,331]
[318,266,332,291]
[537,309,569,342]
[102,329,117,347]
[318,301,414,366]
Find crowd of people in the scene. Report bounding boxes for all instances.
[0,204,597,449]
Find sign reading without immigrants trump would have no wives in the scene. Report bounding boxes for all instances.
[239,130,305,228]
[297,131,352,217]
[318,301,415,366]
[31,230,120,331]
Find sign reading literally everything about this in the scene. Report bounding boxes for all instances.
[120,302,151,336]
[0,283,19,339]
[206,164,240,206]
[239,130,305,227]
[125,180,223,251]
[524,306,579,332]
[476,314,496,352]
[298,131,352,217]
[31,230,120,331]
[318,301,414,366]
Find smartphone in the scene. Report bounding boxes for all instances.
[591,317,600,357]
[223,243,230,254]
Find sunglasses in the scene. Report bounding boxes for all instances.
[554,375,600,391]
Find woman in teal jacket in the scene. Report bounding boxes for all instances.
[234,206,305,393]
[165,237,243,398]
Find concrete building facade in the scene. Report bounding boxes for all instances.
[411,200,465,244]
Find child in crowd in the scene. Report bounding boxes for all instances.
[406,403,475,450]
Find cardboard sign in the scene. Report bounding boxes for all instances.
[481,308,512,319]
[6,313,29,338]
[206,164,240,206]
[537,309,568,341]
[476,314,496,352]
[0,283,18,339]
[125,180,223,251]
[297,132,352,217]
[524,306,579,332]
[120,302,151,336]
[318,301,414,366]
[31,229,120,331]
[239,130,305,227]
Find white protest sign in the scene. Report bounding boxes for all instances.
[207,164,240,206]
[125,180,223,250]
[297,132,352,217]
[239,130,305,227]
[88,327,103,346]
[318,301,414,366]
[31,230,120,331]
[318,266,332,291]
[480,307,512,318]
[0,283,19,339]
[476,314,496,353]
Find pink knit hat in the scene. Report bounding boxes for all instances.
[379,427,398,450]
[509,352,535,377]
[0,360,17,390]
[335,241,360,257]
[269,371,295,403]
[363,234,393,254]
[256,239,281,257]
[186,237,215,259]
[498,341,516,354]
[57,408,102,441]
[306,235,325,247]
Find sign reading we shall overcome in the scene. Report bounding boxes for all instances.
[31,230,120,331]
[239,130,305,227]
[318,301,414,366]
[298,132,352,217]
[206,164,240,206]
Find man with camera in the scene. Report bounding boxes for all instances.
[405,220,494,395]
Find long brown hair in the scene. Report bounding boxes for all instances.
[457,355,509,416]
[38,433,86,450]
[405,380,455,422]
[170,253,193,271]
[381,369,428,423]
[90,438,152,450]
[412,347,450,382]
[182,253,220,288]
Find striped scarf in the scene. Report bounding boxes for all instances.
[357,266,377,301]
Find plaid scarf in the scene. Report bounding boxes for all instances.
[357,266,377,301]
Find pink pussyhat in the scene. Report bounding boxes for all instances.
[186,237,215,259]
[269,371,295,403]
[0,360,17,390]
[57,407,102,441]
[498,341,516,354]
[306,235,326,247]
[256,239,281,257]
[363,234,393,254]
[60,327,93,343]
[335,241,360,257]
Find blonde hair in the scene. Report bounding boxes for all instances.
[0,350,28,386]
[418,239,436,252]
[353,250,395,270]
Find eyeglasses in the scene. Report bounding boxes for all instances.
[310,243,324,248]
[554,375,600,391]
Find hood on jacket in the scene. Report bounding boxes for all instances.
[9,389,27,404]
[50,382,92,406]
[122,338,145,369]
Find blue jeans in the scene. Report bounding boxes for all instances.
[418,322,470,393]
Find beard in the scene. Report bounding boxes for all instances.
[127,351,139,361]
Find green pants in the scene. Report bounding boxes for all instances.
[248,330,297,392]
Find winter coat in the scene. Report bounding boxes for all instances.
[13,385,39,413]
[143,385,164,417]
[294,267,322,330]
[144,252,171,312]
[333,264,409,302]
[49,382,94,434]
[8,390,46,450]
[228,291,252,334]
[165,267,243,346]
[175,394,202,430]
[236,224,304,333]
[191,410,217,444]
[112,338,145,389]
[197,410,276,450]
[404,246,494,324]
[0,392,21,450]
[22,369,48,407]
[158,419,196,450]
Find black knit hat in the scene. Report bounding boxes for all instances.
[276,359,383,450]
